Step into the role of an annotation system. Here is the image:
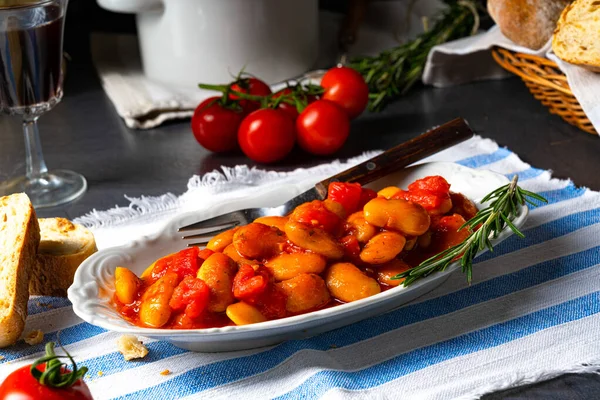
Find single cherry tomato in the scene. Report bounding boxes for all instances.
[0,343,93,400]
[238,108,296,163]
[191,97,244,153]
[296,100,350,156]
[230,77,272,113]
[169,276,210,319]
[327,182,363,215]
[272,88,299,121]
[321,66,369,119]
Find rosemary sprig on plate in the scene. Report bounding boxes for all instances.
[393,176,548,286]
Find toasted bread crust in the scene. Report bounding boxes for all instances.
[0,194,40,348]
[30,218,97,297]
[488,0,572,50]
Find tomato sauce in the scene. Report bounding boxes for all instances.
[114,176,478,330]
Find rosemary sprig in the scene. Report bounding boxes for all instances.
[393,176,548,286]
[349,0,484,112]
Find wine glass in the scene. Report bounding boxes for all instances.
[0,0,86,208]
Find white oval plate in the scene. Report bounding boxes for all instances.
[68,162,527,352]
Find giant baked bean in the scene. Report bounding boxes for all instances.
[197,253,237,312]
[139,272,179,328]
[276,273,330,313]
[325,262,380,302]
[347,211,377,243]
[223,243,259,267]
[226,302,267,325]
[376,259,412,287]
[265,253,327,281]
[206,227,239,252]
[359,231,406,264]
[233,222,286,259]
[114,267,140,305]
[363,197,430,236]
[254,216,289,232]
[284,220,344,259]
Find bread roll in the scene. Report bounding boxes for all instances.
[0,193,40,348]
[30,218,97,297]
[488,0,572,50]
[552,0,600,72]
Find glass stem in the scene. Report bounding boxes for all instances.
[23,116,48,180]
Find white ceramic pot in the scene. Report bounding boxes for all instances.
[96,0,319,87]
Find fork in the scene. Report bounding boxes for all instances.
[179,117,474,246]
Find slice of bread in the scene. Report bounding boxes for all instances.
[29,218,97,297]
[0,193,40,348]
[552,0,600,72]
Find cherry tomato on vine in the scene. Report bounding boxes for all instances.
[191,97,244,153]
[272,88,299,121]
[321,66,369,119]
[296,100,350,156]
[238,108,295,163]
[0,343,93,400]
[230,77,272,113]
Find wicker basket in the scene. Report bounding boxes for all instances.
[491,47,597,135]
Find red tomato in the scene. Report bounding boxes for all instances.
[248,285,287,320]
[290,200,342,234]
[321,66,369,119]
[340,235,361,260]
[429,214,471,254]
[357,188,377,209]
[272,88,299,121]
[197,248,215,263]
[233,265,269,300]
[407,176,451,195]
[393,190,451,215]
[191,97,244,153]
[169,276,210,319]
[0,364,92,400]
[296,100,350,156]
[327,182,362,215]
[230,77,272,113]
[152,247,200,282]
[238,108,296,163]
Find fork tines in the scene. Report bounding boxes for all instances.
[179,213,244,247]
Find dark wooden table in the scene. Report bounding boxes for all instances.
[1,28,599,400]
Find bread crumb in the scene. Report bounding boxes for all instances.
[117,335,149,361]
[160,369,171,376]
[98,371,104,376]
[0,355,4,361]
[24,330,44,345]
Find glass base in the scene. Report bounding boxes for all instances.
[0,170,87,208]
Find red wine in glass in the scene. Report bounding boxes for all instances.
[0,0,86,208]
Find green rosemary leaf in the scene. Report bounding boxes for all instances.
[399,177,547,287]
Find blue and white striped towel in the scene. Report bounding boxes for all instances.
[1,136,599,399]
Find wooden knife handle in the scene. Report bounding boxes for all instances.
[314,118,474,197]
